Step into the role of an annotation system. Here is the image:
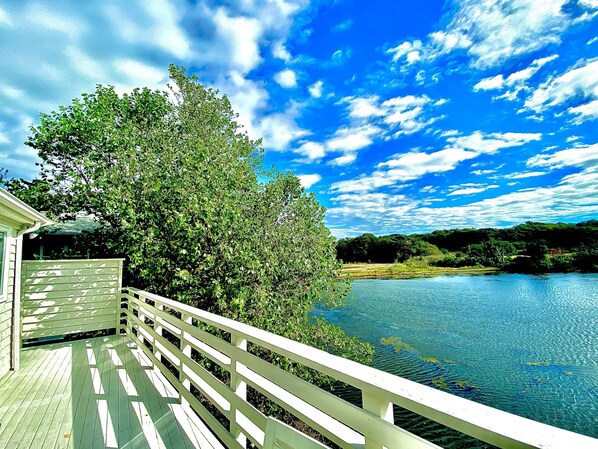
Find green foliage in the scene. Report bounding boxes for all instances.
[337,233,440,263]
[19,65,372,369]
[339,222,597,273]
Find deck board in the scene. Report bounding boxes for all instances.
[0,335,223,449]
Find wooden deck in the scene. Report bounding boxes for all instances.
[0,335,223,449]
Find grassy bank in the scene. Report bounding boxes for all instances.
[341,257,499,279]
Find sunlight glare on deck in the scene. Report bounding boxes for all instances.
[0,336,222,449]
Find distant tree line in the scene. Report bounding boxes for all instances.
[336,221,598,273]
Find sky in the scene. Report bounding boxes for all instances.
[0,0,597,237]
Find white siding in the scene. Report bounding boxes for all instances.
[21,259,124,340]
[0,237,17,379]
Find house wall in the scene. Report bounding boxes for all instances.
[0,233,19,379]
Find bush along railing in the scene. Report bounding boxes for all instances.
[119,288,598,449]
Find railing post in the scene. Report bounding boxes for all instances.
[117,290,125,335]
[138,295,146,346]
[362,391,393,449]
[154,303,164,363]
[230,333,247,448]
[180,313,192,406]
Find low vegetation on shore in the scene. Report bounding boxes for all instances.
[337,221,598,278]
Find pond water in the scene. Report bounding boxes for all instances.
[313,273,598,447]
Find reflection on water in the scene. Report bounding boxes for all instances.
[314,273,598,446]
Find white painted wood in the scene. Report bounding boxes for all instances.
[121,287,598,449]
[264,417,330,449]
[20,259,124,341]
[230,334,248,448]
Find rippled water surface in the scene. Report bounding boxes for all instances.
[313,274,598,446]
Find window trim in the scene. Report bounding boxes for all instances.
[0,224,11,303]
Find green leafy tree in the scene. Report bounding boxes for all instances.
[24,66,372,367]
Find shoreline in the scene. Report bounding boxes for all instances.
[341,263,500,279]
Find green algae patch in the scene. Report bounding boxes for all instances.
[380,336,415,352]
[422,357,441,364]
[432,376,450,391]
[455,380,479,390]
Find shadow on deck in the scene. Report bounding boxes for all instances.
[0,335,222,449]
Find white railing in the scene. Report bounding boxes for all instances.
[120,287,598,449]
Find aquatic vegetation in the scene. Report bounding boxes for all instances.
[432,376,450,391]
[455,380,479,390]
[563,371,574,376]
[422,357,441,364]
[380,336,415,352]
[444,359,456,364]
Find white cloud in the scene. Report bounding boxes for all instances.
[329,130,542,194]
[114,59,166,90]
[568,99,598,123]
[504,171,548,179]
[329,154,357,166]
[341,94,444,136]
[295,141,325,161]
[328,166,598,233]
[274,69,297,88]
[447,131,542,154]
[0,85,23,99]
[326,125,382,152]
[387,40,423,63]
[0,6,12,27]
[297,173,321,188]
[341,96,385,119]
[0,1,311,178]
[308,80,323,98]
[387,1,593,69]
[527,143,598,169]
[473,55,559,98]
[448,184,499,196]
[140,0,192,59]
[473,75,505,91]
[26,3,85,41]
[524,58,598,121]
[272,41,291,61]
[211,8,263,73]
[255,112,309,151]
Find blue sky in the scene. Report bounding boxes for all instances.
[0,1,597,236]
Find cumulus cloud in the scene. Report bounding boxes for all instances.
[387,0,594,69]
[308,80,323,98]
[0,0,311,177]
[297,173,321,188]
[294,141,325,161]
[293,94,446,165]
[523,58,598,122]
[274,69,298,88]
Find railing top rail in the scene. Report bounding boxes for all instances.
[123,287,598,449]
